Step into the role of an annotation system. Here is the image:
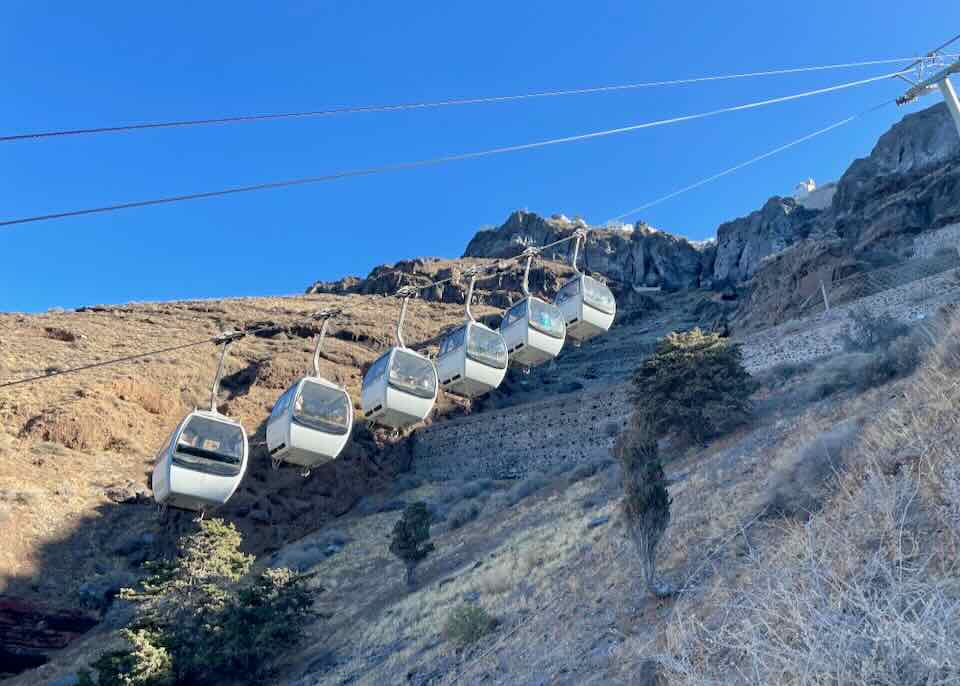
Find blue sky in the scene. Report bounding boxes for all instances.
[2,1,957,311]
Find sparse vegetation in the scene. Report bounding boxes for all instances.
[840,307,911,352]
[505,473,549,505]
[91,519,316,685]
[614,413,672,597]
[447,500,482,530]
[443,604,496,647]
[632,328,754,443]
[389,502,435,590]
[805,314,930,401]
[661,317,960,685]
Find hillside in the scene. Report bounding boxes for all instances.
[4,100,960,685]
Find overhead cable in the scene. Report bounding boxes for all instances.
[0,58,927,143]
[0,70,907,229]
[608,99,894,222]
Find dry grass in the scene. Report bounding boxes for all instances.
[0,292,495,608]
[658,316,960,685]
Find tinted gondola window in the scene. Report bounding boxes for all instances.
[555,279,581,306]
[294,382,351,434]
[439,326,466,358]
[388,350,437,399]
[269,385,296,422]
[528,299,566,339]
[583,277,616,315]
[466,325,508,369]
[174,416,244,476]
[364,352,390,387]
[501,300,528,329]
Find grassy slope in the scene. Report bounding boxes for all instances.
[270,321,957,685]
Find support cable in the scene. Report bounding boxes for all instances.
[608,99,894,222]
[0,70,906,229]
[0,59,927,144]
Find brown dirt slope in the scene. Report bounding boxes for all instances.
[0,289,499,609]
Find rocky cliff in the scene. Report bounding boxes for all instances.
[463,211,714,291]
[308,103,960,327]
[464,104,959,291]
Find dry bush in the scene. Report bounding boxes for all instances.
[20,403,116,451]
[660,316,960,685]
[762,417,863,519]
[43,326,81,342]
[443,604,496,647]
[252,356,304,390]
[505,473,549,506]
[447,501,482,530]
[113,377,181,416]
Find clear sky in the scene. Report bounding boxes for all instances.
[2,1,957,312]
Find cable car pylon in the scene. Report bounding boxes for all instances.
[897,48,960,136]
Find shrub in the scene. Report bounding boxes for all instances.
[93,629,173,686]
[632,328,753,443]
[840,307,910,352]
[506,474,549,505]
[443,604,496,646]
[808,331,927,401]
[389,502,435,590]
[458,478,496,500]
[447,501,482,530]
[614,413,672,597]
[95,519,317,685]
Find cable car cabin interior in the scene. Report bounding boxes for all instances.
[361,347,438,430]
[499,296,566,369]
[436,321,508,398]
[554,274,616,343]
[266,376,353,469]
[152,410,248,512]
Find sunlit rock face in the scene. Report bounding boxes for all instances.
[314,103,960,300]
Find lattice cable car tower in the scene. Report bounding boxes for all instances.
[896,40,960,135]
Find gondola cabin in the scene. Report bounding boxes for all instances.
[361,347,438,430]
[499,296,566,368]
[554,274,616,343]
[266,376,353,469]
[152,410,248,512]
[436,321,508,398]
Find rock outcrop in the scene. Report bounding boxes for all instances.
[309,103,960,316]
[709,197,819,286]
[0,597,98,676]
[463,211,712,291]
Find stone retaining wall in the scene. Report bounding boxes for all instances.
[412,258,960,481]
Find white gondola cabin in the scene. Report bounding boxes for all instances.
[554,229,616,343]
[266,311,353,472]
[437,271,508,397]
[499,250,566,369]
[152,409,248,512]
[152,333,248,513]
[555,274,616,343]
[361,289,438,430]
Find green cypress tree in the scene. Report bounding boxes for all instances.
[632,328,753,443]
[389,502,435,590]
[615,413,672,598]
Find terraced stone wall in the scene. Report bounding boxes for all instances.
[413,256,960,481]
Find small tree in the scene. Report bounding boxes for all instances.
[97,519,317,685]
[615,413,672,598]
[633,328,753,443]
[389,502,435,590]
